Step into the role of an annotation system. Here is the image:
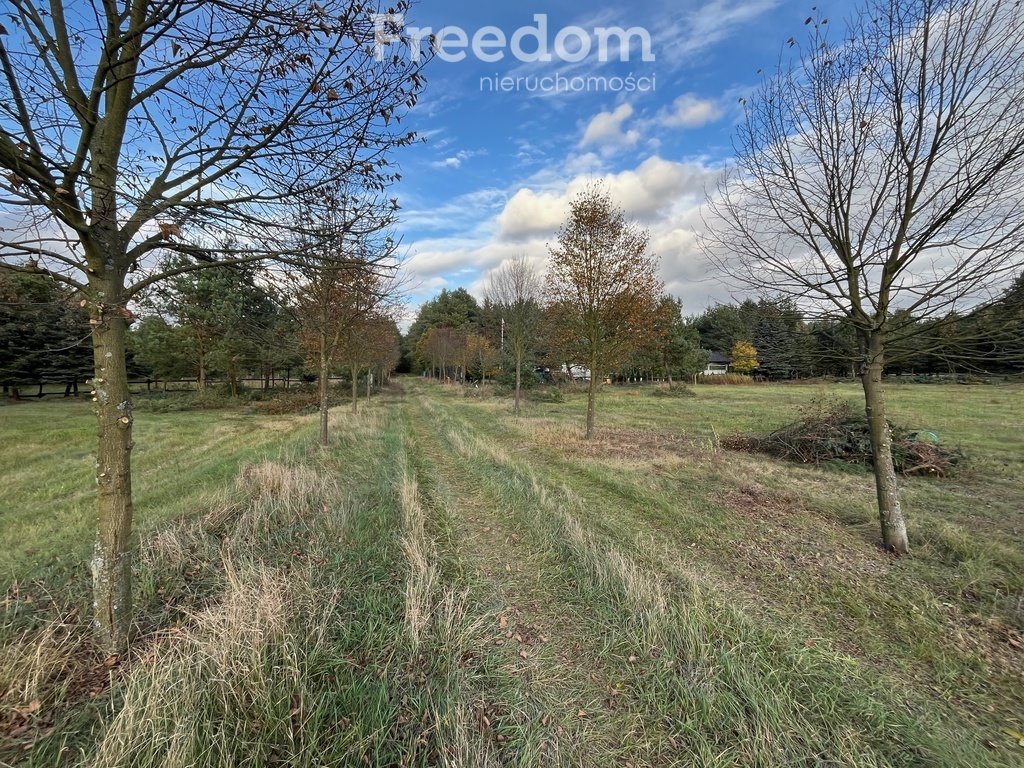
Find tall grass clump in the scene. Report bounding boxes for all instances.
[88,564,338,768]
[696,373,756,385]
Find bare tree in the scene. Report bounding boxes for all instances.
[0,0,425,651]
[546,183,661,439]
[701,0,1024,553]
[487,256,541,414]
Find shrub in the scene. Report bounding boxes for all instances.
[133,391,236,412]
[650,385,696,398]
[247,391,320,415]
[722,395,964,476]
[494,366,542,390]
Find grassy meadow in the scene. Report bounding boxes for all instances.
[1,379,1022,766]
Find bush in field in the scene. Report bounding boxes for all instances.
[495,365,541,391]
[723,396,964,476]
[650,385,697,398]
[730,341,759,375]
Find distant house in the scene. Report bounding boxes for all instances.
[703,352,730,375]
[561,364,591,381]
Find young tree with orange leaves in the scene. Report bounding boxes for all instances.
[546,184,661,439]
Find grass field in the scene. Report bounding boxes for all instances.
[1,379,1022,766]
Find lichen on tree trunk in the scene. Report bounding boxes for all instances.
[90,309,135,654]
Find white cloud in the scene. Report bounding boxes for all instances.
[429,149,485,170]
[403,153,732,319]
[595,156,717,218]
[661,94,724,128]
[580,104,640,149]
[655,0,781,67]
[496,188,570,240]
[401,187,506,232]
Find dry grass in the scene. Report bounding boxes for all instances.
[522,418,722,466]
[87,453,351,767]
[89,563,334,768]
[0,615,87,715]
[409,384,1018,766]
[398,468,439,650]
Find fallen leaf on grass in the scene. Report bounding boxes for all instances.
[15,699,41,716]
[1003,728,1024,747]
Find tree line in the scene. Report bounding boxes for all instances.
[691,286,1024,380]
[1,258,402,401]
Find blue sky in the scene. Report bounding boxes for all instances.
[390,0,855,322]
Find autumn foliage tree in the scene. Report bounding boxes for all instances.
[463,332,499,383]
[418,326,464,381]
[336,311,400,412]
[546,184,661,439]
[729,341,759,375]
[0,0,425,652]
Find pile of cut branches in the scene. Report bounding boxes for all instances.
[722,397,964,476]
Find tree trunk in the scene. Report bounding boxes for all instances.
[351,364,359,414]
[861,338,909,554]
[514,355,522,415]
[318,341,329,446]
[366,371,371,402]
[585,357,597,440]
[197,350,207,392]
[90,312,135,655]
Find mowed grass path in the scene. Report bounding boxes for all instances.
[1,381,1022,766]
